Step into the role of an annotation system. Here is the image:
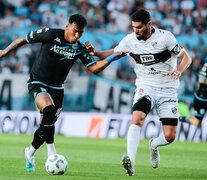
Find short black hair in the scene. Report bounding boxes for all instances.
[131,9,151,24]
[69,14,87,28]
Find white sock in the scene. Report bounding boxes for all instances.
[28,145,36,157]
[151,132,169,149]
[46,143,56,157]
[127,124,141,163]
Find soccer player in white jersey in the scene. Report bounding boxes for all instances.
[85,9,192,176]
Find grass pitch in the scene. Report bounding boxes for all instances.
[0,133,207,180]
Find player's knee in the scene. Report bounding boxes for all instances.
[42,105,56,125]
[161,118,177,143]
[165,134,176,143]
[136,121,144,127]
[164,129,176,143]
[132,111,146,127]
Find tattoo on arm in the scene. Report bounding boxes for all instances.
[4,36,27,55]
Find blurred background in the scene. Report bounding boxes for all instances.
[0,0,207,114]
[0,0,207,141]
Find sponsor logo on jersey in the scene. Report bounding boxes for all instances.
[54,38,61,43]
[140,55,155,63]
[50,45,76,60]
[148,71,161,75]
[148,68,168,75]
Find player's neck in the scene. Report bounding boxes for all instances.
[146,27,153,40]
[145,27,154,40]
[146,32,152,40]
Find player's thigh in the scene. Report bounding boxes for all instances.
[36,93,54,111]
[28,84,54,111]
[132,110,147,126]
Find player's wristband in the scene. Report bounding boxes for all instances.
[106,52,121,63]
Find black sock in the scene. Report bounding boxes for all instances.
[42,105,56,144]
[32,125,45,149]
[43,124,55,144]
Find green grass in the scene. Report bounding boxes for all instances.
[0,134,207,180]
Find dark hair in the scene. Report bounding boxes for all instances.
[69,14,87,28]
[131,9,151,24]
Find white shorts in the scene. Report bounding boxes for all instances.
[133,84,178,119]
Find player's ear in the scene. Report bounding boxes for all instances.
[65,24,69,29]
[148,21,152,27]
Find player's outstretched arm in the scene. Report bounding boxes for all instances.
[0,36,27,58]
[85,41,114,59]
[179,116,202,126]
[168,50,192,79]
[88,51,128,74]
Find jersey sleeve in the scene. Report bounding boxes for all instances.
[165,31,184,56]
[25,28,54,44]
[114,36,130,52]
[79,46,96,68]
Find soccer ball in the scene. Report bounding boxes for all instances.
[45,154,67,175]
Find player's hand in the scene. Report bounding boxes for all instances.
[114,51,129,57]
[85,41,94,56]
[168,70,181,79]
[106,51,129,63]
[0,50,6,58]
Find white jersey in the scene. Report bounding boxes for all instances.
[114,28,184,88]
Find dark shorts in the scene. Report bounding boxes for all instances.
[28,84,64,121]
[194,93,207,120]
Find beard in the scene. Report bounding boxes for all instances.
[137,27,149,40]
[137,35,146,40]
